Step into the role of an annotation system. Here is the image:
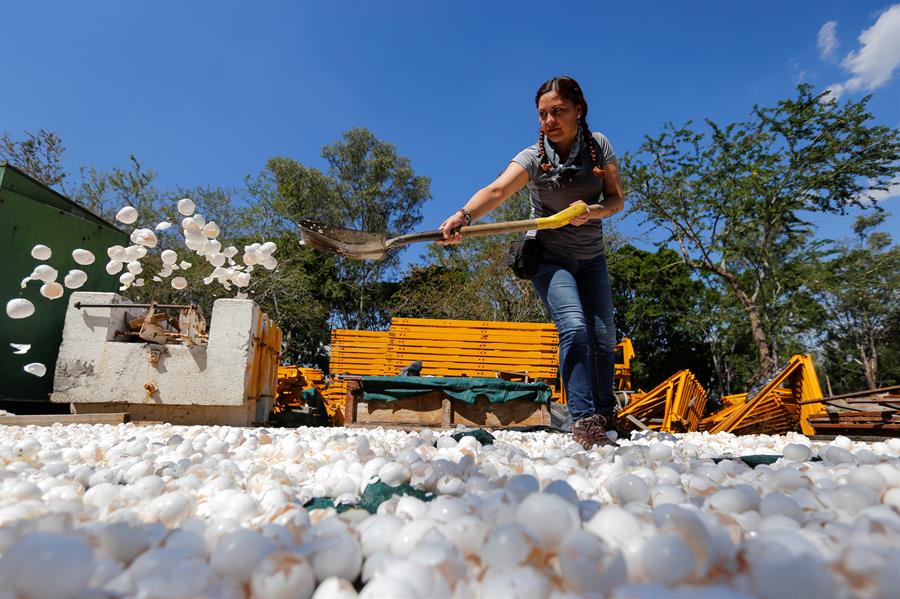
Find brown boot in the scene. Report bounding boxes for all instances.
[572,413,616,449]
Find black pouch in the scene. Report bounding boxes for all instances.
[505,236,542,280]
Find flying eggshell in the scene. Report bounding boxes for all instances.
[6,299,35,319]
[24,363,47,377]
[161,250,178,265]
[31,244,52,260]
[155,221,172,231]
[105,260,124,275]
[177,198,196,216]
[171,277,188,290]
[31,264,58,283]
[64,270,88,289]
[40,282,64,300]
[116,206,138,224]
[10,343,30,354]
[72,249,95,265]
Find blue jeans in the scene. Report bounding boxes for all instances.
[532,247,616,422]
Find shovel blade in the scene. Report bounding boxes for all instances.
[297,219,389,260]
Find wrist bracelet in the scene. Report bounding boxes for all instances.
[459,207,472,226]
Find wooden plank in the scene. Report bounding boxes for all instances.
[452,396,549,428]
[351,393,445,426]
[0,413,131,426]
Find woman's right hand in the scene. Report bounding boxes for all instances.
[437,210,468,245]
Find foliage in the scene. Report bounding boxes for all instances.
[606,244,717,391]
[624,84,900,385]
[0,129,68,191]
[264,129,431,330]
[815,213,900,391]
[391,190,547,323]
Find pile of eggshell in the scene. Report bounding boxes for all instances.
[5,198,279,378]
[0,425,898,599]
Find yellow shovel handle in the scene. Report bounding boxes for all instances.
[534,201,589,230]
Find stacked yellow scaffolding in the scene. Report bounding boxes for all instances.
[701,354,825,435]
[617,369,708,433]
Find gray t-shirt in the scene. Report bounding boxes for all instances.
[512,132,615,259]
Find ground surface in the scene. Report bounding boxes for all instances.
[1,424,898,599]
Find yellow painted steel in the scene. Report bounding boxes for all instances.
[247,307,283,412]
[618,369,708,432]
[323,318,636,421]
[704,354,825,435]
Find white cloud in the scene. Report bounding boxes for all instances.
[826,4,900,99]
[867,175,900,203]
[817,20,838,59]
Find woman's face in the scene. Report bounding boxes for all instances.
[538,91,581,146]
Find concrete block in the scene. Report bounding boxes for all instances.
[51,292,282,426]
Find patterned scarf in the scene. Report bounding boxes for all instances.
[542,126,584,187]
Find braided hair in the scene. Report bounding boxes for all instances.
[535,76,604,177]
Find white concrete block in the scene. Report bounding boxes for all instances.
[52,292,282,426]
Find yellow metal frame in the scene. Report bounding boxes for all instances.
[617,369,708,432]
[703,354,824,435]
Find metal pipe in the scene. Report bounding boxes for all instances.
[74,302,196,309]
[798,385,900,405]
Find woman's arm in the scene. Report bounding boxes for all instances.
[568,156,624,226]
[591,156,624,219]
[439,162,530,243]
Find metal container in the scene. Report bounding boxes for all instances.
[0,163,128,401]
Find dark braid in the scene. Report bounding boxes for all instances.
[534,76,604,178]
[581,116,604,178]
[539,129,551,171]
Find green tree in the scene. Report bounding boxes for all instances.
[392,190,547,323]
[816,213,900,391]
[607,244,716,391]
[266,128,431,330]
[625,84,900,384]
[0,129,68,191]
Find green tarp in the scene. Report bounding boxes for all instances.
[359,376,552,405]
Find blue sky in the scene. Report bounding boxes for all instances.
[3,1,899,257]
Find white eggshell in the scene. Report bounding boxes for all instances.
[31,264,58,282]
[515,492,579,551]
[40,281,64,299]
[10,343,30,354]
[24,362,47,377]
[31,244,52,260]
[105,260,124,275]
[155,221,172,231]
[177,198,196,216]
[64,269,88,289]
[161,249,178,265]
[6,298,35,319]
[250,552,316,599]
[202,221,220,238]
[171,276,188,290]
[127,261,143,275]
[116,206,138,224]
[72,248,95,265]
[0,532,94,599]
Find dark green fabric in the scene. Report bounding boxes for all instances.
[450,429,496,445]
[359,376,552,405]
[712,454,823,467]
[303,480,435,514]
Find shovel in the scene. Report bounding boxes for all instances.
[298,201,589,260]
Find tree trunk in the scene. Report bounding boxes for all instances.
[723,277,776,382]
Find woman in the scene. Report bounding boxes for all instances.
[439,76,624,449]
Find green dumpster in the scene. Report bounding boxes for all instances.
[0,163,128,401]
